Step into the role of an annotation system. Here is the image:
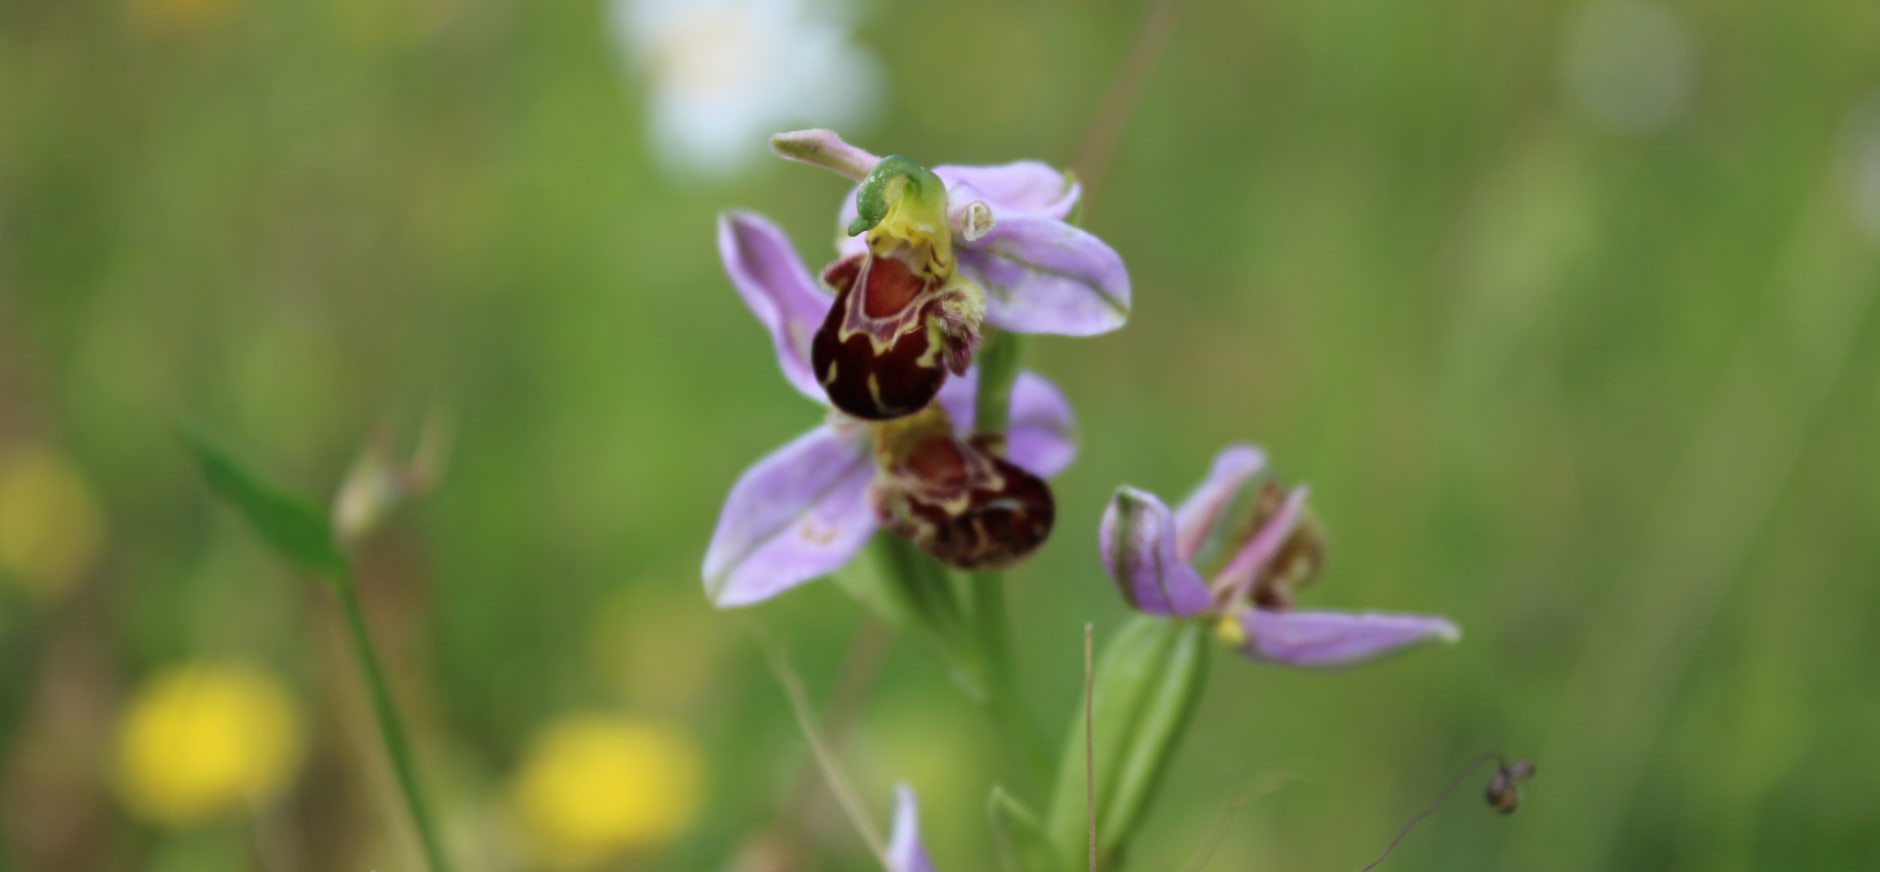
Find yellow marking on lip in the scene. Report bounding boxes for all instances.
[797,520,840,546]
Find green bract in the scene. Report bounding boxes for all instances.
[1045,615,1211,866]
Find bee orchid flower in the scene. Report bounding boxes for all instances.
[768,129,1130,420]
[704,212,1076,607]
[1100,445,1460,666]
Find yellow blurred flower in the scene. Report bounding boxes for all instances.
[512,714,704,869]
[589,588,726,711]
[113,662,305,827]
[0,445,104,600]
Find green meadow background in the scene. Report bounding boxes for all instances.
[4,0,1879,869]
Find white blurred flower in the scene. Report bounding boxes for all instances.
[1846,94,1880,245]
[609,0,881,177]
[1562,0,1698,135]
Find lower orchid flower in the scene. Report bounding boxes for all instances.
[1100,444,1460,666]
[704,212,1076,607]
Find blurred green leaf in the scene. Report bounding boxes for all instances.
[181,429,348,580]
[1045,615,1210,865]
[989,786,1064,872]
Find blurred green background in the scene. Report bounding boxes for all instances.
[4,0,1879,869]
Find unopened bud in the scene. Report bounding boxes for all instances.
[331,413,451,545]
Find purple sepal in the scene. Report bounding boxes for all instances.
[702,425,876,607]
[1234,609,1462,667]
[718,211,837,403]
[933,370,1077,478]
[1100,487,1214,618]
[1004,372,1077,478]
[957,215,1130,337]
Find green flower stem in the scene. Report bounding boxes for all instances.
[333,572,452,872]
[971,569,1051,787]
[872,535,967,641]
[973,331,1026,438]
[968,329,1051,783]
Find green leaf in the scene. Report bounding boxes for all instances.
[1045,615,1211,864]
[989,787,1065,872]
[181,429,348,579]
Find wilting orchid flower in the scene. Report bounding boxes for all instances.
[704,212,1076,606]
[768,129,1130,421]
[1100,445,1459,666]
[885,785,937,872]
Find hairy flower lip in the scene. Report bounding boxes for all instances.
[870,428,1056,572]
[1098,444,1460,667]
[810,252,980,421]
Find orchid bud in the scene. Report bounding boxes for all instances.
[869,412,1053,571]
[331,415,451,546]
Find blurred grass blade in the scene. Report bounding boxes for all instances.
[181,429,348,578]
[989,786,1064,872]
[1046,615,1210,863]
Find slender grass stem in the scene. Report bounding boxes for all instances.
[333,573,452,872]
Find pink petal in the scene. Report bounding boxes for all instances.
[1171,444,1267,562]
